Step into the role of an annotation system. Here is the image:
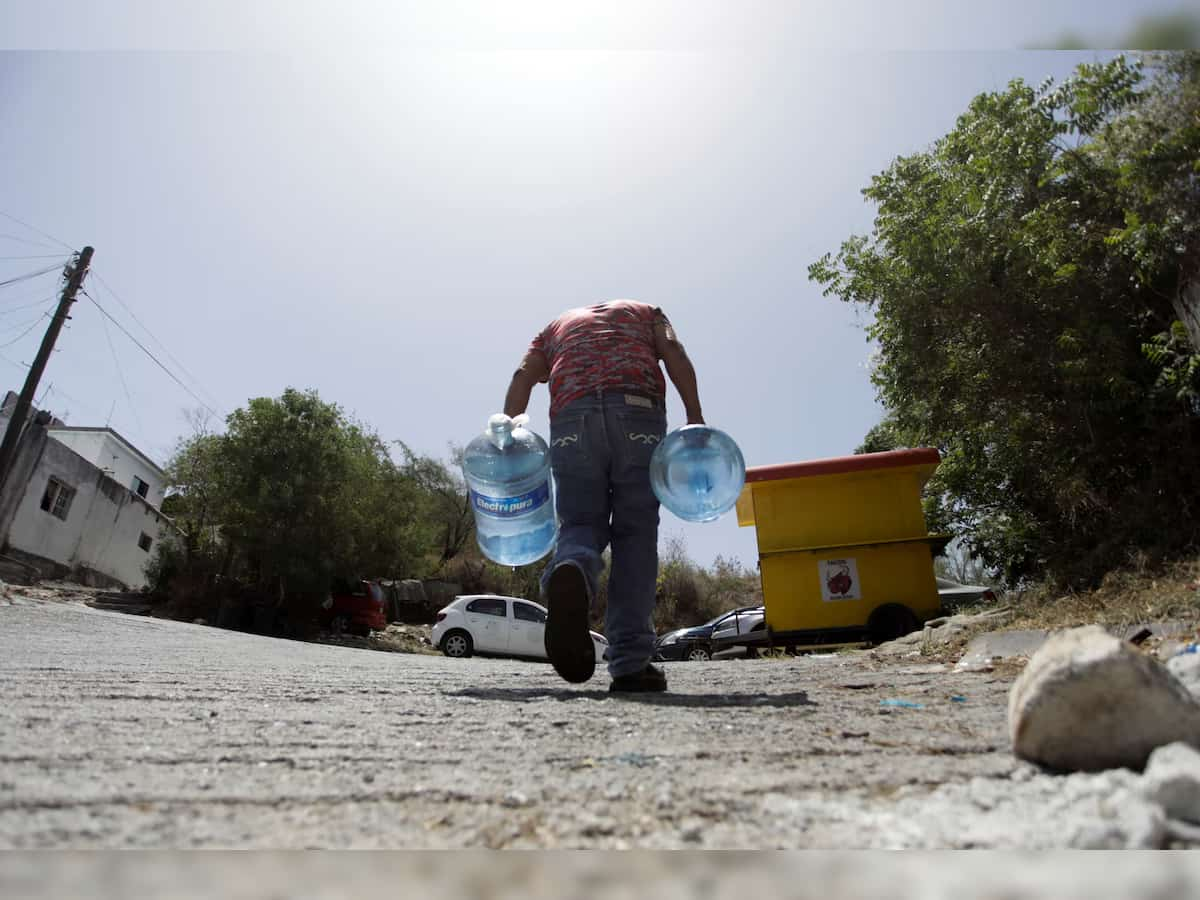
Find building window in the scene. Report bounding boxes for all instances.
[132,476,150,498]
[137,532,153,553]
[40,478,75,521]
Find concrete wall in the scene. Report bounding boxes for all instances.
[3,431,174,589]
[46,429,165,506]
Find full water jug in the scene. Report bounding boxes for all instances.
[650,425,746,523]
[462,413,558,566]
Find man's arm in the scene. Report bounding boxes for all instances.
[653,313,705,425]
[503,348,549,417]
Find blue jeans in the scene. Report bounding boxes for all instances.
[540,392,667,678]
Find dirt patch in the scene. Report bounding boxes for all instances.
[15,580,440,656]
[314,623,438,656]
[1006,560,1200,635]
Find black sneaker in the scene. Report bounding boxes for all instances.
[543,563,596,683]
[609,663,668,693]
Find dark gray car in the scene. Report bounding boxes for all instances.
[936,577,997,611]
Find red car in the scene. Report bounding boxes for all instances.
[318,580,388,635]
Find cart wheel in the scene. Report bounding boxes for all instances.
[868,604,919,644]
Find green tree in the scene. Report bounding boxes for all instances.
[222,388,443,592]
[811,54,1200,586]
[396,442,474,570]
[160,409,226,569]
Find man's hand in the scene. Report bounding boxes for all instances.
[503,349,549,417]
[654,311,706,428]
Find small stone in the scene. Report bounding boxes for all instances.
[501,791,530,808]
[1069,794,1166,849]
[681,824,704,843]
[1167,650,1200,700]
[1008,625,1200,772]
[1141,742,1200,824]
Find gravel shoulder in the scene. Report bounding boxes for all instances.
[0,590,1180,849]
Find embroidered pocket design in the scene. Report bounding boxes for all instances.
[628,433,661,445]
[552,434,580,448]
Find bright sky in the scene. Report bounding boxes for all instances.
[0,2,1176,570]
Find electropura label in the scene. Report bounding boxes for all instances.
[471,482,551,518]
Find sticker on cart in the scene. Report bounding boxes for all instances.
[819,558,861,602]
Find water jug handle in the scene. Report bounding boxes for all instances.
[511,414,530,430]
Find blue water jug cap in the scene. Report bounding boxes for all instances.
[486,413,530,449]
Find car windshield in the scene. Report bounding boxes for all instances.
[705,608,759,628]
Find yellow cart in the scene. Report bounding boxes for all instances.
[736,448,948,647]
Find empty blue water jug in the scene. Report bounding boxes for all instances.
[650,425,746,523]
[462,413,558,566]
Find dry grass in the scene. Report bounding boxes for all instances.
[1006,557,1200,633]
[874,560,1200,667]
[316,623,439,655]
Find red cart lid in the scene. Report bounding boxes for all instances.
[744,448,940,483]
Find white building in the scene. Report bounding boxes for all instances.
[46,427,166,507]
[0,392,176,590]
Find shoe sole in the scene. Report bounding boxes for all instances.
[609,681,667,693]
[609,670,668,693]
[544,564,595,683]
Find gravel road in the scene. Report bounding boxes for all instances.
[0,590,1181,849]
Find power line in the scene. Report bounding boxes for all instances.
[83,291,219,418]
[0,275,61,306]
[0,263,65,290]
[0,309,54,339]
[0,356,120,428]
[95,297,149,450]
[0,211,76,253]
[0,254,71,261]
[0,233,62,252]
[38,383,112,426]
[0,350,28,371]
[90,269,223,413]
[0,313,49,350]
[0,296,56,316]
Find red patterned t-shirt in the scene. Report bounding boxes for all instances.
[530,300,668,416]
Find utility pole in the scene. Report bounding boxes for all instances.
[0,246,93,495]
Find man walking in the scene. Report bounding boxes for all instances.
[503,299,705,692]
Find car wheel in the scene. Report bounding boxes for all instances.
[685,645,711,662]
[868,604,919,645]
[442,630,473,658]
[330,615,350,635]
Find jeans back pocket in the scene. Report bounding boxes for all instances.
[549,414,591,475]
[615,409,666,471]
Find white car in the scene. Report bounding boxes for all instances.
[432,594,609,662]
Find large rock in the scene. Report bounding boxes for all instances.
[1008,625,1200,772]
[872,607,1015,658]
[1140,741,1200,824]
[1167,647,1200,700]
[1067,791,1166,849]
